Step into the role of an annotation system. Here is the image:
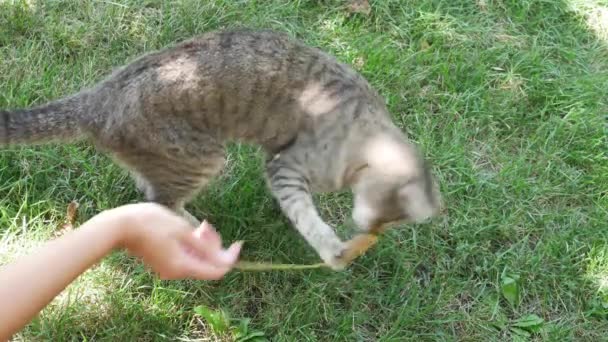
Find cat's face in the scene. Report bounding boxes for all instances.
[350,138,442,233]
[352,164,441,232]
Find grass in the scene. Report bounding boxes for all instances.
[0,0,607,340]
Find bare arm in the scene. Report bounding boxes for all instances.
[0,203,241,341]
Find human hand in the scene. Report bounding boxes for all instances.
[0,203,242,340]
[105,203,242,280]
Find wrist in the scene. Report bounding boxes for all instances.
[88,207,137,250]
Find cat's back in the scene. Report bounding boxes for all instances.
[108,28,368,100]
[94,29,384,151]
[108,29,313,85]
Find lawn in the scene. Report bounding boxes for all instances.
[0,0,607,340]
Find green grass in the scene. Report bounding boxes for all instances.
[1,0,607,340]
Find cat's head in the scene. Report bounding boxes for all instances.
[349,133,442,233]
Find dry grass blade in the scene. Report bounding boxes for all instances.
[233,233,379,272]
[54,201,80,237]
[65,201,79,227]
[234,261,328,271]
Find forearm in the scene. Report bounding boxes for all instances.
[0,213,125,340]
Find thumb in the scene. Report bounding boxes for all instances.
[202,240,243,267]
[221,241,244,264]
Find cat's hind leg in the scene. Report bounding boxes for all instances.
[130,170,154,199]
[119,147,226,226]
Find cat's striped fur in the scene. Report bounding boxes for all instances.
[0,29,441,269]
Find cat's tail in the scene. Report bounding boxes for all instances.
[0,95,87,145]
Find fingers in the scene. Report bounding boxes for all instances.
[182,221,243,267]
[219,241,243,265]
[183,239,243,279]
[194,221,221,250]
[194,239,243,266]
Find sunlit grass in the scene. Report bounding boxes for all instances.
[1,0,607,340]
[568,0,608,43]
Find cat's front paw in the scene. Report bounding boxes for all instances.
[320,244,350,271]
[325,234,379,271]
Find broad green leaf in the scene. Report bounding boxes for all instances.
[513,314,544,333]
[510,326,531,338]
[233,318,268,341]
[501,275,519,307]
[193,305,230,334]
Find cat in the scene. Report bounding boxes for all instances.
[0,29,441,270]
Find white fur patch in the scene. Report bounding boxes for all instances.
[298,83,339,116]
[363,134,416,176]
[157,57,198,84]
[352,195,375,230]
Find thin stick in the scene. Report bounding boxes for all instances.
[234,261,328,271]
[233,233,380,272]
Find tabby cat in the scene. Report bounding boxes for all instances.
[0,29,441,269]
